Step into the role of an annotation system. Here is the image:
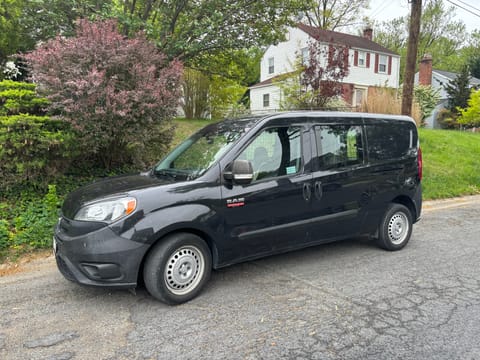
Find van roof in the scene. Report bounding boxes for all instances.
[227,111,416,126]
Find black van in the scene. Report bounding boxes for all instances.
[54,112,422,304]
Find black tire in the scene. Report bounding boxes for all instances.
[376,203,413,251]
[143,233,212,305]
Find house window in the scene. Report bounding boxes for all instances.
[268,57,274,74]
[358,51,366,67]
[379,55,388,73]
[263,94,270,107]
[301,47,309,65]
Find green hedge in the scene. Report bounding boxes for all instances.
[0,114,74,190]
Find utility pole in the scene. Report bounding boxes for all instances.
[402,0,422,116]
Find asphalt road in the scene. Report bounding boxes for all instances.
[1,196,480,360]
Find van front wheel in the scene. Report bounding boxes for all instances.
[143,233,212,305]
[377,204,413,251]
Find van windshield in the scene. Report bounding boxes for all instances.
[153,122,244,181]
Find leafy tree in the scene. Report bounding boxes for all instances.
[24,19,183,170]
[464,31,480,79]
[182,68,247,120]
[182,68,210,119]
[457,89,480,128]
[470,57,480,80]
[0,0,24,65]
[444,66,472,114]
[1,0,105,68]
[413,85,440,126]
[278,40,350,110]
[374,0,466,80]
[302,0,370,30]
[107,0,306,65]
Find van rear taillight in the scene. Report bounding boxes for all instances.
[417,147,423,181]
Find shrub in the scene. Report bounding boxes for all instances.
[0,219,10,252]
[9,185,60,251]
[413,85,440,126]
[458,89,480,128]
[24,19,183,170]
[0,79,49,116]
[0,114,74,191]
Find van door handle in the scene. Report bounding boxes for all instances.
[303,183,312,201]
[314,181,323,199]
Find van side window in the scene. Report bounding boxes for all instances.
[238,126,302,181]
[314,125,364,170]
[366,123,416,162]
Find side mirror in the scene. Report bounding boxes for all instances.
[224,159,253,184]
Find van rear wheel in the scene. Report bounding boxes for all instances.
[143,233,212,305]
[377,203,413,251]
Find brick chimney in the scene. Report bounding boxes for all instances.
[419,54,433,86]
[363,28,373,41]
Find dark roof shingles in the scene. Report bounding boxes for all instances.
[297,23,398,56]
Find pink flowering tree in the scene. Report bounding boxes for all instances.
[24,19,183,170]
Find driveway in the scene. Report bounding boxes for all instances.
[1,196,480,359]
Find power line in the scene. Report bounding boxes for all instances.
[445,0,480,18]
[453,0,480,15]
[370,0,392,19]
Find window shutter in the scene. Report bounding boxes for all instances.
[366,53,370,68]
[354,50,358,66]
[388,56,392,75]
[328,44,334,65]
[343,47,349,66]
[374,54,379,73]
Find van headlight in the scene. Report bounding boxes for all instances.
[74,197,137,223]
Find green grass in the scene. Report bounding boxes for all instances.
[171,118,218,148]
[419,129,480,199]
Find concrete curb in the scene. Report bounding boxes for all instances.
[422,194,480,212]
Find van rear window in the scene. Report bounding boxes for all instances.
[366,122,417,162]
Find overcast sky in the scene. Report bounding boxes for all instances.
[367,0,480,32]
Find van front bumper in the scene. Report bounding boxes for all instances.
[53,219,149,289]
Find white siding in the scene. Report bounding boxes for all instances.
[252,26,401,113]
[250,84,282,113]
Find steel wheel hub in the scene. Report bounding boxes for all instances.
[388,212,409,245]
[165,246,204,295]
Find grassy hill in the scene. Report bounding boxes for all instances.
[419,129,480,199]
[173,120,480,200]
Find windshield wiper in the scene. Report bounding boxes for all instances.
[153,169,178,180]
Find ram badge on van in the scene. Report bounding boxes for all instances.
[54,112,422,304]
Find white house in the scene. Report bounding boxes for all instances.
[250,23,401,113]
[414,54,480,128]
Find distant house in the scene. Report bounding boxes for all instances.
[249,23,401,113]
[414,54,480,128]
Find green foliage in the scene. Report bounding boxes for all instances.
[419,129,480,199]
[413,85,440,126]
[444,66,472,114]
[457,89,480,128]
[25,19,182,171]
[0,80,74,191]
[0,219,10,251]
[209,75,247,119]
[0,114,74,190]
[0,185,60,256]
[436,108,459,129]
[106,0,307,64]
[182,68,247,120]
[374,0,467,81]
[302,0,370,30]
[0,79,49,116]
